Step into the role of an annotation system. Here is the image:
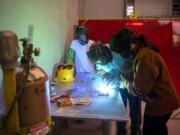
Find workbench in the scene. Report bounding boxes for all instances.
[50,73,129,135]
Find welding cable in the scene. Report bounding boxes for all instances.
[0,65,30,130]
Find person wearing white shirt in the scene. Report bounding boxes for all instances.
[66,26,94,73]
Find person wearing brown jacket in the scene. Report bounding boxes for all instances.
[110,28,180,135]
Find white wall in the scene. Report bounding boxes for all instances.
[65,0,79,52]
[79,0,125,19]
[79,0,172,19]
[135,0,172,18]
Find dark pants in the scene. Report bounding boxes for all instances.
[117,88,142,135]
[142,113,172,135]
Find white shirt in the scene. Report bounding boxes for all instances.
[70,39,94,73]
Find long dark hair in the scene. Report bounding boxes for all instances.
[110,28,160,58]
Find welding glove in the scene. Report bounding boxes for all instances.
[121,69,134,82]
[96,69,106,76]
[102,72,120,89]
[119,80,130,91]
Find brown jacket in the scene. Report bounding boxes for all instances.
[131,47,180,116]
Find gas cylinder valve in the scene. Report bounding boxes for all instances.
[19,38,40,66]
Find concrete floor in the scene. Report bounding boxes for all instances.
[56,105,180,135]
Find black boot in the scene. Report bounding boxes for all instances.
[131,128,141,135]
[117,121,127,135]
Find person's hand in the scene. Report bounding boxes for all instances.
[120,69,134,83]
[102,73,114,86]
[119,80,130,91]
[97,70,106,76]
[103,73,123,89]
[120,73,132,92]
[120,73,128,82]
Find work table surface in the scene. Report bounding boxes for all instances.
[50,73,128,121]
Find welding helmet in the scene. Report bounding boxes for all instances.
[75,25,89,45]
[57,64,74,83]
[87,41,112,65]
[110,28,138,58]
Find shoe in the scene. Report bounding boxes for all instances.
[131,128,141,135]
[117,121,127,135]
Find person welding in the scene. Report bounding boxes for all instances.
[110,28,180,135]
[66,25,94,73]
[87,41,142,135]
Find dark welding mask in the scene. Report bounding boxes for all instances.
[110,28,138,58]
[75,26,89,45]
[79,34,88,45]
